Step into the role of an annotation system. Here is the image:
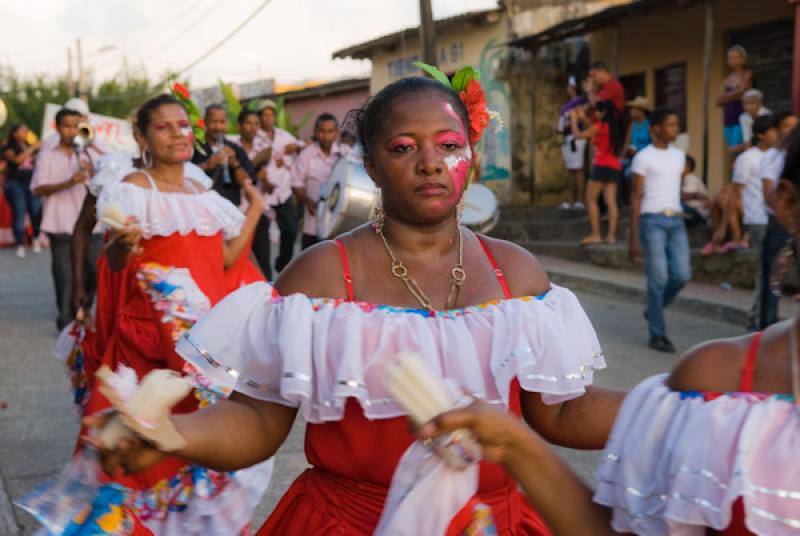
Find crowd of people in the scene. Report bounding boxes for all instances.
[3,52,799,536]
[557,45,800,350]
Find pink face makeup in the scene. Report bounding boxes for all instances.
[434,131,467,147]
[386,136,417,152]
[441,103,472,202]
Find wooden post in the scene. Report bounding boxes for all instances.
[700,2,714,185]
[529,53,538,204]
[611,26,620,75]
[791,0,800,114]
[419,0,437,65]
[66,47,74,97]
[76,38,86,101]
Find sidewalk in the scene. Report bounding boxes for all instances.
[540,254,800,326]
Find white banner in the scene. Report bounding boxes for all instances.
[41,103,139,156]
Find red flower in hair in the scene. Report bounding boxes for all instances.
[173,82,191,100]
[196,118,206,130]
[459,79,490,145]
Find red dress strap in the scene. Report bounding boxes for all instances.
[335,239,355,302]
[476,236,511,299]
[739,332,763,392]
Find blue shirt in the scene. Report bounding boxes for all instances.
[630,119,651,152]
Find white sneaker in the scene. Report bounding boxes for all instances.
[558,202,571,210]
[573,202,585,210]
[15,246,25,258]
[32,238,42,253]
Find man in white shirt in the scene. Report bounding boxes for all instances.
[31,108,102,330]
[256,99,303,272]
[292,113,345,249]
[731,115,776,330]
[758,111,799,328]
[738,89,771,146]
[629,107,690,353]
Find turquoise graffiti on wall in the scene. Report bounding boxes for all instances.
[478,39,511,182]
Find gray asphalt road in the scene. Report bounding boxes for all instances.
[0,247,742,534]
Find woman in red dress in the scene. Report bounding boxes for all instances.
[23,95,272,535]
[92,76,623,535]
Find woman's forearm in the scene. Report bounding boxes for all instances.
[173,395,296,471]
[504,430,619,535]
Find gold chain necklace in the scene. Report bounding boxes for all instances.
[375,222,466,310]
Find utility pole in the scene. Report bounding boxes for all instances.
[419,0,436,65]
[66,47,74,97]
[76,38,86,101]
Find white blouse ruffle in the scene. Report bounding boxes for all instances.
[175,282,605,423]
[96,181,243,239]
[594,374,800,536]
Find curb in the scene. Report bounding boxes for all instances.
[0,471,21,536]
[546,269,750,326]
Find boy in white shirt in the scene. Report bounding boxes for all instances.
[629,107,690,353]
[731,115,776,330]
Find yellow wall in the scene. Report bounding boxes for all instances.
[369,19,507,92]
[589,0,792,193]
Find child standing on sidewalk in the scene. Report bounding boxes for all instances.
[629,107,691,353]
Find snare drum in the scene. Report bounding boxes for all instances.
[317,152,378,239]
[461,184,499,234]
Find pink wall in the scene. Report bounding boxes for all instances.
[285,87,370,141]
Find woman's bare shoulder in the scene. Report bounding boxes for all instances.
[475,234,550,297]
[667,335,750,392]
[122,171,151,189]
[272,240,348,299]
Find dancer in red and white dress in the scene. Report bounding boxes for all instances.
[22,94,272,535]
[88,72,624,535]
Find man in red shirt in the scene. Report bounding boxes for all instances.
[586,61,625,113]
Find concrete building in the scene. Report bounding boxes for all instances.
[510,0,797,203]
[333,7,515,203]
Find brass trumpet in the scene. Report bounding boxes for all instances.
[77,121,95,143]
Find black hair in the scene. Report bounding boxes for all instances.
[205,103,226,121]
[594,100,623,155]
[238,108,259,125]
[650,106,678,127]
[752,114,774,146]
[589,61,609,72]
[772,110,797,131]
[685,155,696,172]
[55,108,81,127]
[314,112,338,130]
[135,94,182,134]
[348,76,471,163]
[4,123,26,152]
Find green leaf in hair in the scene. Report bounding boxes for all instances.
[413,61,452,89]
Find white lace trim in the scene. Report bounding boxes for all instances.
[593,374,800,536]
[176,282,606,423]
[96,181,243,239]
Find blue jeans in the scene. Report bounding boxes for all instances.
[4,178,42,246]
[640,214,692,338]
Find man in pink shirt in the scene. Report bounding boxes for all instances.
[31,108,102,330]
[257,99,303,271]
[292,113,345,249]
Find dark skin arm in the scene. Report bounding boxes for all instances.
[3,145,37,165]
[629,173,644,261]
[480,237,625,450]
[70,194,98,317]
[33,166,91,196]
[419,401,622,535]
[716,71,753,105]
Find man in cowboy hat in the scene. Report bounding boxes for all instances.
[621,96,652,204]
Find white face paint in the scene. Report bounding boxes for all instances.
[444,146,472,172]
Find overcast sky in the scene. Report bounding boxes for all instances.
[1,0,498,89]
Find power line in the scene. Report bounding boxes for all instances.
[138,0,224,63]
[161,0,275,83]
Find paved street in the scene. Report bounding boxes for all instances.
[0,246,742,534]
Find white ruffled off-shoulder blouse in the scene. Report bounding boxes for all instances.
[175,281,606,423]
[594,373,800,536]
[96,178,243,240]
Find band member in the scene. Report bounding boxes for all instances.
[291,113,345,249]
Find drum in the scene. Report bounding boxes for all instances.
[461,183,499,234]
[317,151,378,239]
